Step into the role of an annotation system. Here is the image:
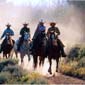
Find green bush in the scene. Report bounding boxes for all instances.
[61,45,85,80]
[20,72,48,84]
[2,65,27,78]
[77,57,85,68]
[26,72,48,84]
[0,59,48,84]
[78,48,85,59]
[0,72,12,84]
[0,59,18,72]
[68,47,80,60]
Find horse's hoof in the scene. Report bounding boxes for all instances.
[34,65,37,70]
[56,69,58,72]
[48,69,52,74]
[28,58,30,61]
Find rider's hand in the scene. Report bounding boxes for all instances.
[55,32,58,36]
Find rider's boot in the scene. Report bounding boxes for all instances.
[57,39,66,57]
[61,47,66,57]
[17,38,22,52]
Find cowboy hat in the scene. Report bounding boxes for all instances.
[50,22,56,26]
[39,19,44,24]
[6,23,11,27]
[23,23,28,26]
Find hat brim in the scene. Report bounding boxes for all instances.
[6,25,11,26]
[23,24,28,25]
[50,22,56,26]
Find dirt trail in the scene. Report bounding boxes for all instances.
[45,73,85,84]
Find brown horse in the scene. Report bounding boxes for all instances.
[47,31,61,74]
[1,33,15,59]
[31,32,47,69]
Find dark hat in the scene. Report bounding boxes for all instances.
[23,23,28,26]
[6,23,11,27]
[50,22,56,26]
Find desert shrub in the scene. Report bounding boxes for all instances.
[0,72,12,84]
[2,65,27,78]
[60,62,85,80]
[77,57,85,68]
[74,68,85,80]
[68,47,80,61]
[0,59,48,84]
[21,72,48,84]
[60,64,75,76]
[61,45,85,79]
[78,48,85,59]
[0,59,18,72]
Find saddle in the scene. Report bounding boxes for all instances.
[49,32,58,46]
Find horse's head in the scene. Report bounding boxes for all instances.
[48,31,58,46]
[5,33,14,46]
[6,33,11,40]
[24,32,30,41]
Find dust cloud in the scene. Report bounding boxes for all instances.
[0,0,84,44]
[0,0,85,75]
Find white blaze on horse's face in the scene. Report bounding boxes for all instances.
[6,33,10,39]
[24,32,30,41]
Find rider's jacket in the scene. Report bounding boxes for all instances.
[47,26,60,37]
[20,27,30,37]
[1,28,14,39]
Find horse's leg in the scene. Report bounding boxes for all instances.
[3,53,7,59]
[39,56,42,67]
[48,57,52,74]
[15,51,18,58]
[56,57,59,72]
[33,55,37,69]
[20,53,24,64]
[6,54,8,59]
[8,53,10,58]
[3,53,5,59]
[10,49,14,59]
[27,53,30,62]
[39,56,45,67]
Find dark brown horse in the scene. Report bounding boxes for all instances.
[47,31,61,74]
[31,32,47,69]
[1,33,15,58]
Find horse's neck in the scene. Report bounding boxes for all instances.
[50,33,55,39]
[23,40,30,45]
[49,34,58,46]
[6,38,13,46]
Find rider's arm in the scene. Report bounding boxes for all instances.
[55,27,60,35]
[28,28,31,38]
[1,30,6,39]
[20,28,24,36]
[28,28,30,33]
[10,29,14,36]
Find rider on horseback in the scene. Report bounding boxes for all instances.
[0,23,14,53]
[32,19,46,40]
[47,22,66,57]
[31,19,46,52]
[17,23,30,52]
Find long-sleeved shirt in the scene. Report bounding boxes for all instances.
[47,26,60,36]
[1,28,14,39]
[20,27,30,37]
